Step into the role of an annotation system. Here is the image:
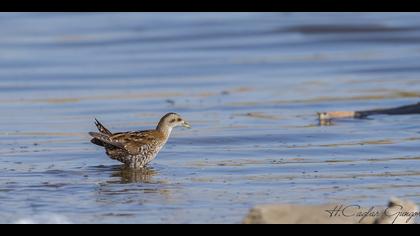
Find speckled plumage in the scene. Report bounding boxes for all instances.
[89,113,190,168]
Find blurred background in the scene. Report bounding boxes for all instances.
[1,13,420,223]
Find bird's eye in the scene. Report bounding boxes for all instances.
[177,118,182,122]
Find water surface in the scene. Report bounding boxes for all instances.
[1,13,420,223]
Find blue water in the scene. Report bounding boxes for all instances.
[1,13,420,223]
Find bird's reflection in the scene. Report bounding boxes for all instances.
[110,165,157,184]
[318,119,334,126]
[95,165,173,206]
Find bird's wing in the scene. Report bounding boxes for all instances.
[110,130,159,155]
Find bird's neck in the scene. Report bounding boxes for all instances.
[156,124,173,139]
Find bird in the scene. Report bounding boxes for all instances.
[89,113,191,169]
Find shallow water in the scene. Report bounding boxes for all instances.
[1,13,420,223]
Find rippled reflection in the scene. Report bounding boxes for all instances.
[111,166,157,184]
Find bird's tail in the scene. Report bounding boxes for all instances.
[89,132,108,147]
[89,132,124,149]
[95,118,113,136]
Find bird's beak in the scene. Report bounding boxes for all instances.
[182,121,191,128]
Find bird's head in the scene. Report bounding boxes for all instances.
[157,113,191,133]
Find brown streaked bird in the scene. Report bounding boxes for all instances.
[89,113,191,169]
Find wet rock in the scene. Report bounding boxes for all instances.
[243,198,418,224]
